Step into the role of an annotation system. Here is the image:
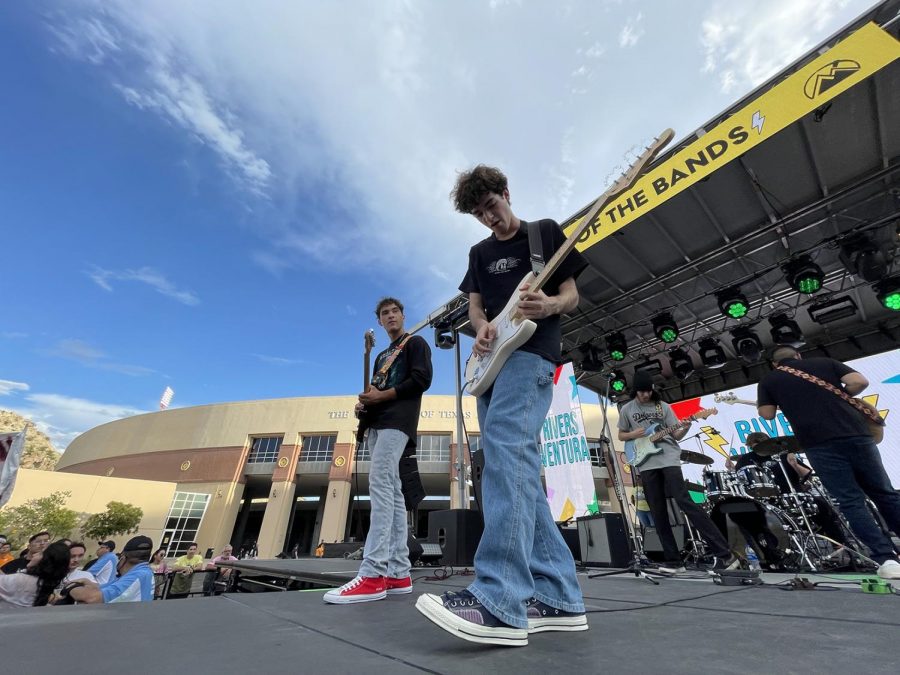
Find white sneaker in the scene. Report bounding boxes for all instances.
[876,559,900,580]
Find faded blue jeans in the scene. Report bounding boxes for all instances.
[469,351,585,628]
[804,435,900,564]
[359,428,410,578]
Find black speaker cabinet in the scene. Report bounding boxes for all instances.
[642,525,686,561]
[427,509,483,566]
[469,451,485,511]
[557,525,581,563]
[577,512,631,568]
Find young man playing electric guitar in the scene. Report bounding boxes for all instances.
[324,297,432,604]
[618,371,738,574]
[415,165,588,646]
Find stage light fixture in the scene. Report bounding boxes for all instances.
[651,313,679,344]
[668,347,694,380]
[807,295,858,324]
[609,370,627,394]
[578,344,606,372]
[768,313,805,348]
[634,357,664,377]
[716,287,750,319]
[874,276,900,311]
[783,255,824,295]
[606,332,628,362]
[839,234,889,283]
[730,326,763,363]
[434,327,456,350]
[698,337,727,369]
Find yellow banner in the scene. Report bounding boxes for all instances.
[567,22,900,251]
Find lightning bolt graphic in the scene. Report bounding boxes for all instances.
[861,393,889,422]
[751,110,765,134]
[700,425,730,459]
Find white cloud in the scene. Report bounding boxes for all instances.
[46,339,156,377]
[88,265,200,305]
[0,380,29,396]
[619,13,645,48]
[8,392,146,450]
[252,353,308,367]
[345,305,358,316]
[48,15,120,64]
[699,0,854,93]
[1,332,28,339]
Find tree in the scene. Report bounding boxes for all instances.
[0,491,78,547]
[80,501,144,541]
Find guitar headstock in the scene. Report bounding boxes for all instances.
[606,129,675,200]
[364,328,375,354]
[713,393,738,404]
[692,408,718,420]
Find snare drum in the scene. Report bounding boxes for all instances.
[703,469,740,501]
[736,465,780,498]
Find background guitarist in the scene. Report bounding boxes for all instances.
[416,165,588,646]
[618,371,738,574]
[758,345,900,580]
[324,297,433,604]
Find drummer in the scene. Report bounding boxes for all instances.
[727,432,811,492]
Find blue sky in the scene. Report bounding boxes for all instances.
[0,0,875,449]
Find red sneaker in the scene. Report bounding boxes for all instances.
[323,576,386,604]
[386,576,413,595]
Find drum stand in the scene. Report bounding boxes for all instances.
[762,454,823,570]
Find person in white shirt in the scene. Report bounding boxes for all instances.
[0,541,70,607]
[53,542,95,602]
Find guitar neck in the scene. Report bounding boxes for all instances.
[650,419,689,442]
[363,353,371,391]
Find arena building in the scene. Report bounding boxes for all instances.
[53,394,615,558]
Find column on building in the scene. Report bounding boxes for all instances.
[318,437,355,543]
[448,437,471,510]
[257,441,301,558]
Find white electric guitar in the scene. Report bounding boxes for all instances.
[713,392,757,407]
[464,129,675,396]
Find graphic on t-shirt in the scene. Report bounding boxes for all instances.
[373,344,407,390]
[487,256,521,275]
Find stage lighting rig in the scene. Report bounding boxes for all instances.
[783,255,824,295]
[807,295,858,324]
[839,234,890,283]
[730,326,763,363]
[716,287,750,319]
[578,344,606,372]
[698,337,727,369]
[609,370,628,394]
[606,332,628,362]
[634,356,663,377]
[668,347,694,380]
[874,276,900,311]
[768,313,805,347]
[434,326,456,350]
[651,313,679,344]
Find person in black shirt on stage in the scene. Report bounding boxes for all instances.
[758,346,900,579]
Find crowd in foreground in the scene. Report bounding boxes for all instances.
[0,532,238,608]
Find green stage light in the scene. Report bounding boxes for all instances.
[606,332,627,362]
[717,287,750,319]
[610,370,627,393]
[652,313,679,344]
[784,255,824,295]
[875,276,900,311]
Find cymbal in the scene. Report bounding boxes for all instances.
[752,435,801,457]
[680,450,714,466]
[684,480,705,492]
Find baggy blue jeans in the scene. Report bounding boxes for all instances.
[359,428,411,578]
[468,351,585,628]
[804,435,900,564]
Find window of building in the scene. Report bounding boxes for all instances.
[467,434,482,454]
[587,438,606,467]
[416,434,451,461]
[247,436,283,463]
[300,434,336,462]
[356,436,372,462]
[162,492,210,557]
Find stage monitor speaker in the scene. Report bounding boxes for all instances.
[642,525,686,561]
[577,512,630,568]
[427,509,483,566]
[470,451,485,511]
[399,457,426,511]
[558,524,581,563]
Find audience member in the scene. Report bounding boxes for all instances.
[1,531,50,574]
[85,541,118,584]
[168,542,205,598]
[203,544,238,596]
[0,541,70,607]
[66,536,155,604]
[0,540,14,568]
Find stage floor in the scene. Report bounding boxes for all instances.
[4,559,899,674]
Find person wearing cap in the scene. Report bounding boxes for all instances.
[85,541,118,584]
[618,371,739,574]
[66,536,155,604]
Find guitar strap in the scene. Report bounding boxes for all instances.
[774,364,884,426]
[526,220,545,275]
[372,333,413,388]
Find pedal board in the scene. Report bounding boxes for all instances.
[712,569,762,586]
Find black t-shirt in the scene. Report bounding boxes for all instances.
[458,219,588,364]
[367,334,433,443]
[734,451,801,493]
[757,357,868,449]
[1,557,28,575]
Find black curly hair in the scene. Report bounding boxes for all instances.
[450,165,508,214]
[28,540,71,607]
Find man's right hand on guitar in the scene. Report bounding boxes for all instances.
[472,322,497,357]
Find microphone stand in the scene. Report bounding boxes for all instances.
[588,374,660,585]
